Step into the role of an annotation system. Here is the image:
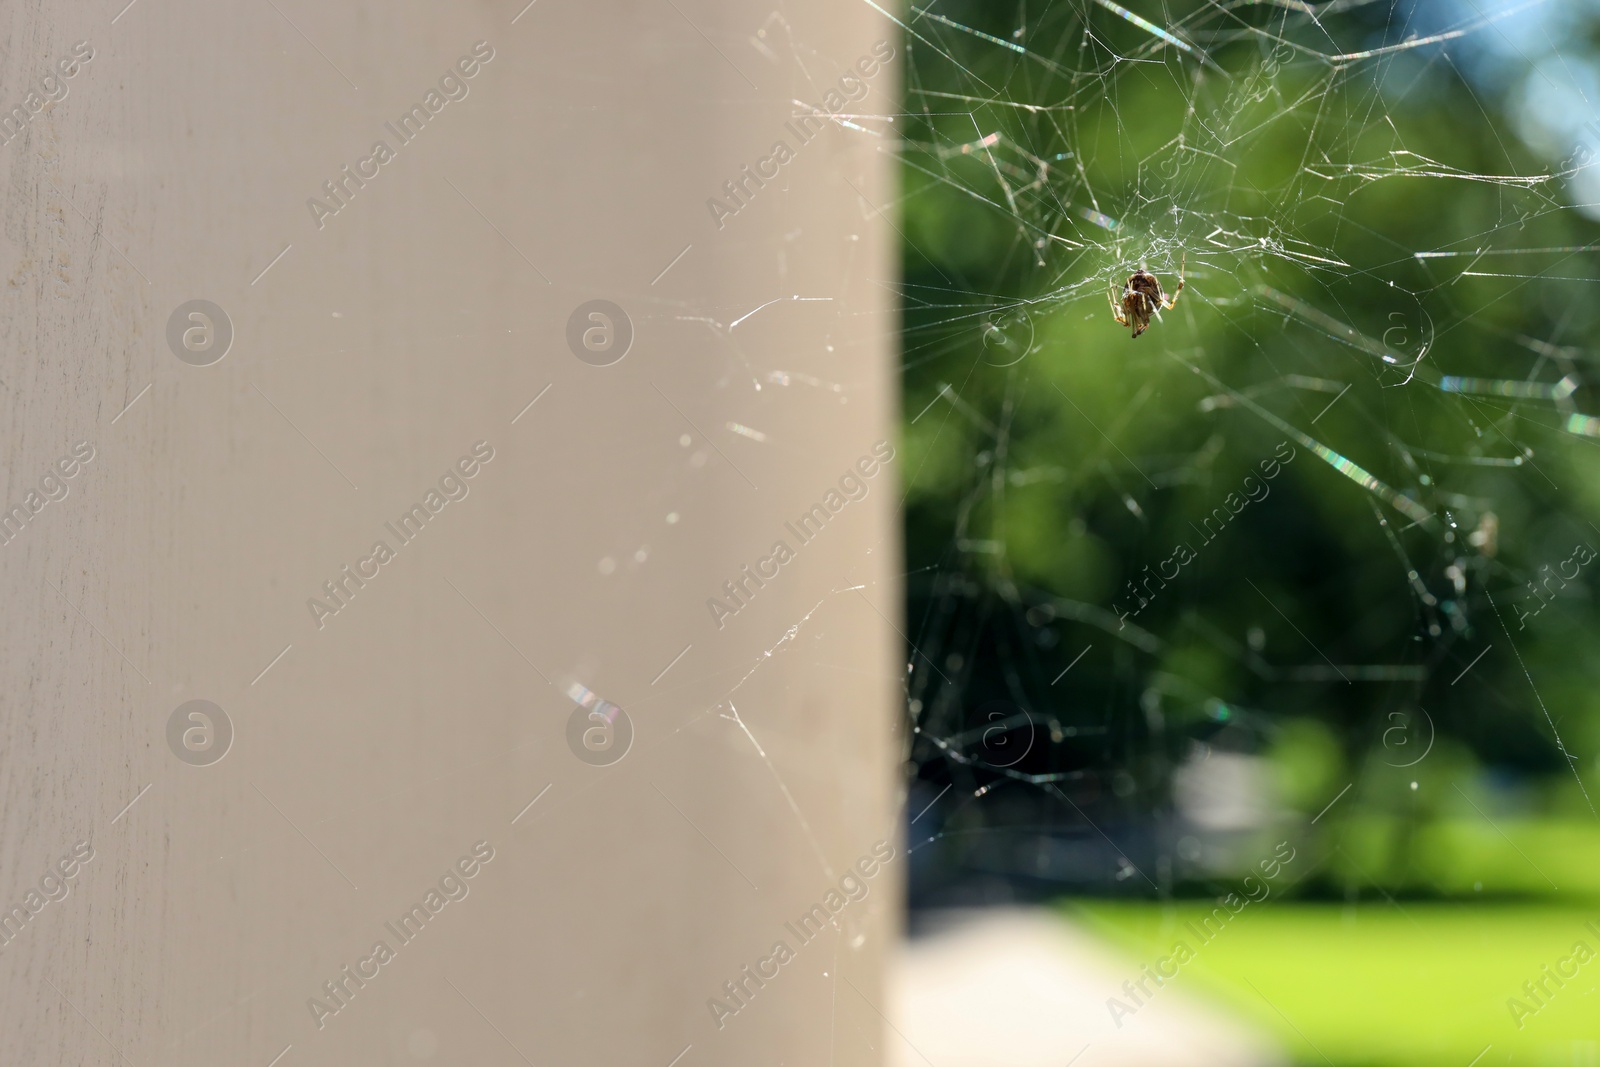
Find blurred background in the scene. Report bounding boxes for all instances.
[890,0,1600,1064]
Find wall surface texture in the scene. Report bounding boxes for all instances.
[0,1,900,1064]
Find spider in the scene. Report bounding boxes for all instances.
[1108,254,1185,339]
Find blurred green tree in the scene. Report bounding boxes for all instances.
[898,0,1600,899]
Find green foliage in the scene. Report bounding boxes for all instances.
[901,0,1600,894]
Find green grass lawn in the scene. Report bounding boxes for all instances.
[1069,900,1600,1066]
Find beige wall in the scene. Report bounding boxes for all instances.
[0,1,899,1064]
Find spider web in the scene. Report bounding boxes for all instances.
[887,0,1600,906]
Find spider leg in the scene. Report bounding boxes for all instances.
[1108,282,1128,326]
[1161,252,1186,311]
